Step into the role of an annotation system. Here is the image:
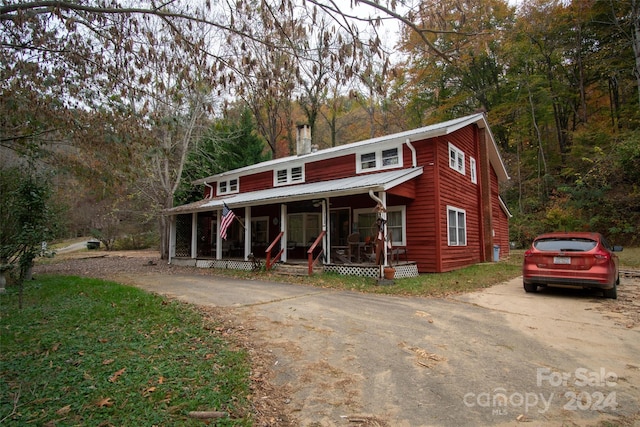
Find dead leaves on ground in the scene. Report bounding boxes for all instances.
[414,310,434,323]
[95,397,115,407]
[398,341,447,368]
[108,367,126,383]
[56,404,72,415]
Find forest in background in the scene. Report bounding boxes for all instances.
[1,0,639,266]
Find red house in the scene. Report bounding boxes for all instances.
[166,113,511,278]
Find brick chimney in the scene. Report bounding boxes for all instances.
[296,124,311,155]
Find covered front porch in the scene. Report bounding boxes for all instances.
[166,168,423,278]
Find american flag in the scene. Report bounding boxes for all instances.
[220,203,236,240]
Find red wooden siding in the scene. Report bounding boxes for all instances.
[440,128,484,272]
[387,179,416,199]
[306,154,355,182]
[240,170,273,193]
[404,139,439,272]
[491,167,510,259]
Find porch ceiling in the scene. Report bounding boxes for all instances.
[167,167,423,214]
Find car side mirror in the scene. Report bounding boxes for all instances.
[612,246,623,252]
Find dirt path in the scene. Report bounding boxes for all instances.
[34,251,640,426]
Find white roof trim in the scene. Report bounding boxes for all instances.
[193,113,509,185]
[168,167,423,214]
[499,195,513,218]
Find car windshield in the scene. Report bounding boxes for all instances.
[534,238,597,252]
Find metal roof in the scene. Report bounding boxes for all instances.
[192,113,509,185]
[167,167,423,214]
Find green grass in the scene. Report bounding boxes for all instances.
[0,276,251,426]
[241,247,637,296]
[619,246,640,269]
[213,251,526,297]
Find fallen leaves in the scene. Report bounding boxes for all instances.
[56,404,72,415]
[142,386,157,397]
[398,341,447,368]
[414,310,434,323]
[95,397,114,407]
[108,368,126,383]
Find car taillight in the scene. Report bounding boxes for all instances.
[524,250,533,257]
[594,251,610,263]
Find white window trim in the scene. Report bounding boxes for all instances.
[356,146,403,173]
[218,177,239,195]
[470,157,477,184]
[353,205,406,246]
[448,142,465,175]
[447,206,467,246]
[274,165,305,186]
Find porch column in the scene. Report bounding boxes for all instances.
[281,204,288,262]
[191,212,198,259]
[215,208,222,259]
[169,215,176,262]
[324,197,330,264]
[244,206,251,260]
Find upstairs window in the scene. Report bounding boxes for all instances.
[361,153,377,170]
[218,178,239,195]
[382,148,399,166]
[276,169,288,185]
[448,143,465,175]
[274,165,305,186]
[291,166,303,182]
[470,157,477,184]
[357,146,402,173]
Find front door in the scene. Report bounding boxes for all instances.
[330,208,350,261]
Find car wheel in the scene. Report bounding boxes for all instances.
[523,282,537,293]
[603,282,617,299]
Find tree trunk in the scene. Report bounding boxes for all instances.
[633,0,640,107]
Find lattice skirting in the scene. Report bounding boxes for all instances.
[171,258,418,278]
[195,259,253,271]
[324,263,418,278]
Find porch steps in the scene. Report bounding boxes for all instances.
[273,262,324,276]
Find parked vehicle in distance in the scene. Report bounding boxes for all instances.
[522,232,622,299]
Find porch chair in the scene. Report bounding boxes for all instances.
[391,246,408,264]
[222,240,231,258]
[347,232,360,263]
[286,240,297,258]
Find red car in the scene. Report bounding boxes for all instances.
[522,232,622,299]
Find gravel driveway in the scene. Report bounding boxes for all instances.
[35,251,640,426]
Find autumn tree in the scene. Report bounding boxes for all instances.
[176,108,270,205]
[397,0,515,125]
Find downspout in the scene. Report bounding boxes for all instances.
[204,182,214,199]
[405,138,417,167]
[368,189,385,209]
